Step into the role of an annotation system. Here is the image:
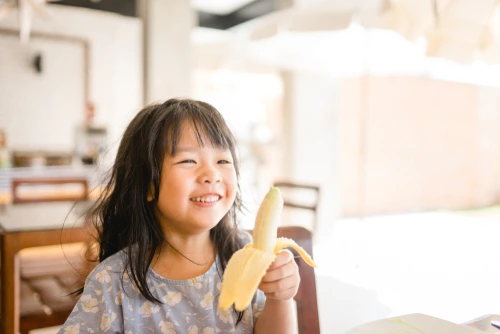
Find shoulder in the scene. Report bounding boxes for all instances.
[238,229,253,245]
[86,250,127,284]
[60,252,129,333]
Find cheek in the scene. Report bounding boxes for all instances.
[225,170,238,199]
[159,172,187,199]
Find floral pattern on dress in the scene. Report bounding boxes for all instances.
[63,323,79,334]
[81,295,99,313]
[188,276,204,289]
[57,249,265,333]
[100,311,117,331]
[160,321,177,334]
[140,301,160,317]
[200,292,214,309]
[95,268,112,283]
[217,308,234,324]
[163,291,182,306]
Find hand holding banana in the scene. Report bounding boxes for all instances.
[218,187,317,311]
[258,249,300,301]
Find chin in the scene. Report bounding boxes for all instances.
[191,219,222,232]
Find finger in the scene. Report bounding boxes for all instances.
[261,259,298,283]
[258,272,300,294]
[267,249,294,271]
[263,285,299,301]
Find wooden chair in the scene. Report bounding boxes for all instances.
[11,177,89,204]
[274,181,321,233]
[9,177,92,333]
[268,226,320,334]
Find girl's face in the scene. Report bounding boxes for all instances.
[154,123,238,235]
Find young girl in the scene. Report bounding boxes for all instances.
[59,98,300,333]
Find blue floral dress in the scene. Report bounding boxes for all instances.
[58,250,265,333]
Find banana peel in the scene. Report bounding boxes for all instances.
[218,187,317,311]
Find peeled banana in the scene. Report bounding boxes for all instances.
[218,186,317,311]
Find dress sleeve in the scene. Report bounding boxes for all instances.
[57,265,124,333]
[238,229,253,246]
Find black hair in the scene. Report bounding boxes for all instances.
[80,98,247,321]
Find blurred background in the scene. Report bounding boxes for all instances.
[2,0,500,332]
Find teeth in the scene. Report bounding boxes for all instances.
[191,195,219,203]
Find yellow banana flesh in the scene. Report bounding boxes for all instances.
[274,237,317,268]
[252,186,282,253]
[235,249,276,311]
[218,187,318,311]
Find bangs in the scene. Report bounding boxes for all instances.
[160,100,235,156]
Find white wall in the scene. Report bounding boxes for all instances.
[0,34,86,152]
[0,5,143,163]
[286,72,341,244]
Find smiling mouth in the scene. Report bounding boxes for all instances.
[190,195,221,203]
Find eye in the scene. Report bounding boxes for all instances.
[218,159,232,164]
[180,159,196,164]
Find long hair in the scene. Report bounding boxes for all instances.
[84,98,246,306]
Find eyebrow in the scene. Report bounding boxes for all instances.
[175,146,229,153]
[175,147,199,153]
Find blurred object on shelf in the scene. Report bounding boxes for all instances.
[74,101,108,165]
[0,128,12,168]
[75,126,107,165]
[45,153,73,166]
[85,101,95,126]
[12,151,73,168]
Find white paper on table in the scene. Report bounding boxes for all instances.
[345,313,488,334]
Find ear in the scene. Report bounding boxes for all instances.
[147,183,155,202]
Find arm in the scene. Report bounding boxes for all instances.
[254,250,299,334]
[58,267,124,333]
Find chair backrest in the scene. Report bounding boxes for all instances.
[10,176,91,333]
[11,177,89,204]
[274,181,320,232]
[279,226,320,334]
[249,226,320,334]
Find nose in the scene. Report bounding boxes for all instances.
[199,166,222,184]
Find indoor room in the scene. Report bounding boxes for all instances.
[1,0,500,333]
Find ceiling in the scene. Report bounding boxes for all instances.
[53,0,137,17]
[53,0,278,29]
